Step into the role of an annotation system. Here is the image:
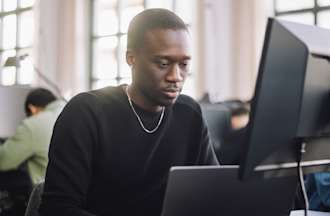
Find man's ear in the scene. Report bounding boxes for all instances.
[126,49,136,67]
[28,104,43,116]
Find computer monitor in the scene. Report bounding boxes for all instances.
[0,85,32,138]
[239,18,330,180]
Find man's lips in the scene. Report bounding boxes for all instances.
[162,88,180,99]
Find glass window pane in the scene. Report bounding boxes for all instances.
[17,49,34,84]
[20,0,35,8]
[175,0,195,24]
[3,0,17,11]
[17,59,34,84]
[1,67,16,85]
[92,79,117,89]
[122,0,144,8]
[1,50,17,85]
[146,0,172,10]
[120,6,144,33]
[277,13,315,25]
[119,35,131,78]
[3,15,17,49]
[119,77,132,85]
[97,0,117,8]
[93,37,118,79]
[19,11,34,47]
[318,0,330,6]
[318,11,330,29]
[275,0,314,12]
[94,2,118,36]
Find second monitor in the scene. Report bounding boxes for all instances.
[239,18,330,179]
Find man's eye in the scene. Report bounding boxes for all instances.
[157,60,170,68]
[179,61,189,69]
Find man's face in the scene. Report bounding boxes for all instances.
[127,28,191,110]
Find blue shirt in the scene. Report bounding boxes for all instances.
[306,172,330,212]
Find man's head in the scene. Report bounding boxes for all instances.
[126,9,191,112]
[24,88,57,117]
[223,100,250,130]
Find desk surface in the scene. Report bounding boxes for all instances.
[290,210,330,216]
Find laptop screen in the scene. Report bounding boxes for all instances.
[161,166,297,216]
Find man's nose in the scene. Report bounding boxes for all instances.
[166,64,184,82]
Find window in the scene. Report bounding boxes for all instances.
[91,0,197,97]
[0,0,35,85]
[274,0,330,28]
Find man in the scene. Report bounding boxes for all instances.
[40,9,218,216]
[0,88,65,185]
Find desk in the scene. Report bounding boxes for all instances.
[290,210,330,215]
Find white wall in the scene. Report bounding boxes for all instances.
[201,0,274,102]
[34,0,90,99]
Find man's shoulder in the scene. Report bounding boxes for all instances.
[70,86,123,105]
[175,94,201,114]
[24,106,60,125]
[90,85,122,98]
[61,86,125,118]
[20,112,55,134]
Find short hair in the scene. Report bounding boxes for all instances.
[24,88,57,116]
[127,8,188,51]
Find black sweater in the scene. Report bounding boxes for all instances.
[40,85,218,216]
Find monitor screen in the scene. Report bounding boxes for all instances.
[0,85,32,138]
[239,18,330,180]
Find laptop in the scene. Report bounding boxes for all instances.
[161,166,298,216]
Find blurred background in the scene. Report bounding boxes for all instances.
[0,0,329,102]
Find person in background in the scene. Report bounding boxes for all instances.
[0,88,65,215]
[40,8,218,216]
[0,88,65,185]
[305,172,330,212]
[220,99,250,165]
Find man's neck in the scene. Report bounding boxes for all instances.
[125,85,163,113]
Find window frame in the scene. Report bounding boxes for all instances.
[274,0,330,25]
[0,0,34,85]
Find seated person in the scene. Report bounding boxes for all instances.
[39,9,218,216]
[220,99,250,165]
[305,172,330,212]
[0,88,65,214]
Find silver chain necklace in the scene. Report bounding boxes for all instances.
[125,86,165,134]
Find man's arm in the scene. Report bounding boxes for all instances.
[198,113,220,166]
[0,122,34,170]
[39,93,99,216]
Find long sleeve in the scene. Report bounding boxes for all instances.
[197,108,219,166]
[0,122,34,170]
[39,93,99,216]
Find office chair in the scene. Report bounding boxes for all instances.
[24,182,44,216]
[0,168,33,216]
[200,103,231,162]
